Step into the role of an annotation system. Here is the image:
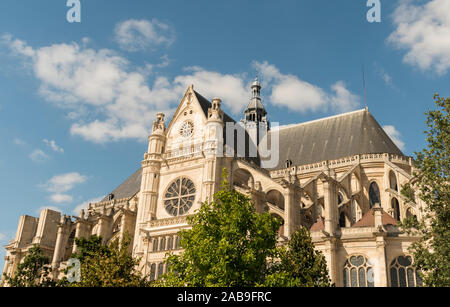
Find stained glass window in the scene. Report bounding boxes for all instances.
[164,178,196,216]
[343,255,374,287]
[390,256,422,287]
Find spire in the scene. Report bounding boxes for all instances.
[244,76,267,123]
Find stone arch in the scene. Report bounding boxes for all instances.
[266,189,285,210]
[232,168,254,189]
[112,213,123,235]
[389,171,398,191]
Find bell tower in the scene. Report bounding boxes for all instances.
[242,77,269,158]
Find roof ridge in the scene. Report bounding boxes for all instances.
[275,108,367,131]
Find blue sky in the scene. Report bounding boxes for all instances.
[1,0,449,270]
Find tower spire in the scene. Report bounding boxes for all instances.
[244,76,267,124]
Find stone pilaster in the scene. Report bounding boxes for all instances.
[322,178,338,236]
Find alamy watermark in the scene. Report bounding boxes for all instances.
[367,0,381,23]
[66,0,81,23]
[66,258,81,283]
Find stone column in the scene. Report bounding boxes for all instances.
[322,179,338,236]
[373,203,388,287]
[375,236,388,287]
[52,216,70,269]
[283,184,296,238]
[72,211,91,254]
[323,238,338,285]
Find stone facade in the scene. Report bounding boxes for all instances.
[2,81,424,287]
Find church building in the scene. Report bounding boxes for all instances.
[2,79,424,287]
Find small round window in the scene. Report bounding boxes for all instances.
[180,121,194,138]
[164,178,196,216]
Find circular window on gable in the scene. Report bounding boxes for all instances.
[164,178,196,216]
[179,121,194,138]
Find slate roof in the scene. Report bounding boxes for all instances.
[194,91,236,124]
[268,109,404,170]
[101,168,142,202]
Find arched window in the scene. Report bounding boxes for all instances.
[339,211,346,228]
[160,237,166,251]
[389,171,398,191]
[343,255,374,287]
[150,263,156,281]
[167,236,173,250]
[152,238,159,252]
[175,236,180,249]
[390,256,423,287]
[369,182,380,208]
[157,263,165,279]
[391,198,400,221]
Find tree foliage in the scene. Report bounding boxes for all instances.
[68,234,149,287]
[3,245,56,287]
[400,94,450,287]
[157,170,330,287]
[264,227,331,287]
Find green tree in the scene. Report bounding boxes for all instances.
[159,174,281,287]
[264,227,331,287]
[400,94,449,287]
[3,245,56,287]
[68,234,149,287]
[158,170,331,287]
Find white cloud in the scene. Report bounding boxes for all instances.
[173,67,249,114]
[383,125,406,151]
[2,35,360,144]
[49,193,73,204]
[43,139,64,153]
[42,172,87,204]
[44,172,87,194]
[114,19,174,52]
[0,233,6,241]
[157,54,170,68]
[253,61,360,113]
[13,138,26,146]
[388,0,450,75]
[72,196,103,215]
[29,149,49,162]
[2,35,179,143]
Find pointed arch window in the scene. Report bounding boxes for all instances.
[369,182,380,208]
[390,256,423,287]
[343,255,374,287]
[339,211,346,228]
